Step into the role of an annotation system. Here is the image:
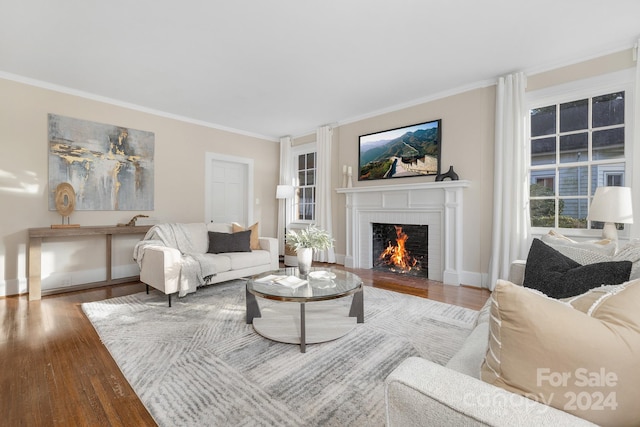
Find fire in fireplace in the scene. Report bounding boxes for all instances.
[372,223,428,277]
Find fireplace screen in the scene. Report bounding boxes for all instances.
[372,223,428,277]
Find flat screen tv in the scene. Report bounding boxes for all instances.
[358,119,441,181]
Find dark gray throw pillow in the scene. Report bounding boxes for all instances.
[207,230,252,254]
[523,238,632,299]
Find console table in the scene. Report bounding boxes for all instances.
[27,225,152,301]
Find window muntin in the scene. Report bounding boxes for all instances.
[529,91,626,231]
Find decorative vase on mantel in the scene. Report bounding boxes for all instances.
[296,247,313,276]
[435,165,459,182]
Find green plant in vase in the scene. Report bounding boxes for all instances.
[286,225,334,275]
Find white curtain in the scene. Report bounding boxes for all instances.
[278,136,293,255]
[633,39,640,240]
[314,125,336,263]
[488,72,531,290]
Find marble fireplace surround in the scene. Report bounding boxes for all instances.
[337,180,469,285]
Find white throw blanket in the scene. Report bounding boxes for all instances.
[133,223,217,297]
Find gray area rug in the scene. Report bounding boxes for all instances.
[82,280,479,426]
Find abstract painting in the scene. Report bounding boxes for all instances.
[48,114,154,211]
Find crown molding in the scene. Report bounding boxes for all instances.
[0,71,279,142]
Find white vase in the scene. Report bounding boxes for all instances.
[297,247,313,275]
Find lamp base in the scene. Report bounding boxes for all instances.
[601,222,619,241]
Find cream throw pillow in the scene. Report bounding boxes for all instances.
[232,222,260,250]
[540,231,640,280]
[613,239,640,280]
[541,230,616,263]
[481,279,640,427]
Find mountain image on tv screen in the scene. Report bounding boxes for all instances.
[358,119,441,180]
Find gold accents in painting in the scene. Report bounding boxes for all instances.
[48,114,155,211]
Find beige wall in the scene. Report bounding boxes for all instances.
[1,48,634,295]
[333,86,496,285]
[0,78,279,296]
[330,48,635,287]
[527,49,635,91]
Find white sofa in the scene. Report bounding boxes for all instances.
[136,222,278,306]
[384,260,596,426]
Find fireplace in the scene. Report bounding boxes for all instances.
[372,223,428,277]
[337,180,468,285]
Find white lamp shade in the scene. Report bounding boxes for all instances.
[276,184,295,199]
[587,186,633,224]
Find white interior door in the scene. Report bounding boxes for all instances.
[205,153,254,225]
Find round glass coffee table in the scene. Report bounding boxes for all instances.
[246,267,363,353]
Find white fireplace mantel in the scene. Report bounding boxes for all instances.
[337,180,470,285]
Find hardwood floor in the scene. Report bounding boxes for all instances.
[1,283,156,427]
[1,266,490,426]
[336,265,491,311]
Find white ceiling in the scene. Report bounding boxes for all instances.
[1,0,639,140]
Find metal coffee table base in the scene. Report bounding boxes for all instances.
[246,288,364,353]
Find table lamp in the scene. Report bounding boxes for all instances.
[587,186,633,240]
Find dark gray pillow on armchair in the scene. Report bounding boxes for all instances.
[207,230,252,254]
[523,238,631,299]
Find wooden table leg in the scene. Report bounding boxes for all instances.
[106,234,112,283]
[28,237,42,301]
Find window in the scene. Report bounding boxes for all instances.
[605,172,623,187]
[294,150,316,221]
[535,176,554,190]
[529,90,627,231]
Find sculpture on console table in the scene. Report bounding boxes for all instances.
[117,214,149,227]
[52,182,80,228]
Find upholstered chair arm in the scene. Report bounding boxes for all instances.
[508,260,527,285]
[258,237,279,270]
[139,246,182,295]
[385,357,595,427]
